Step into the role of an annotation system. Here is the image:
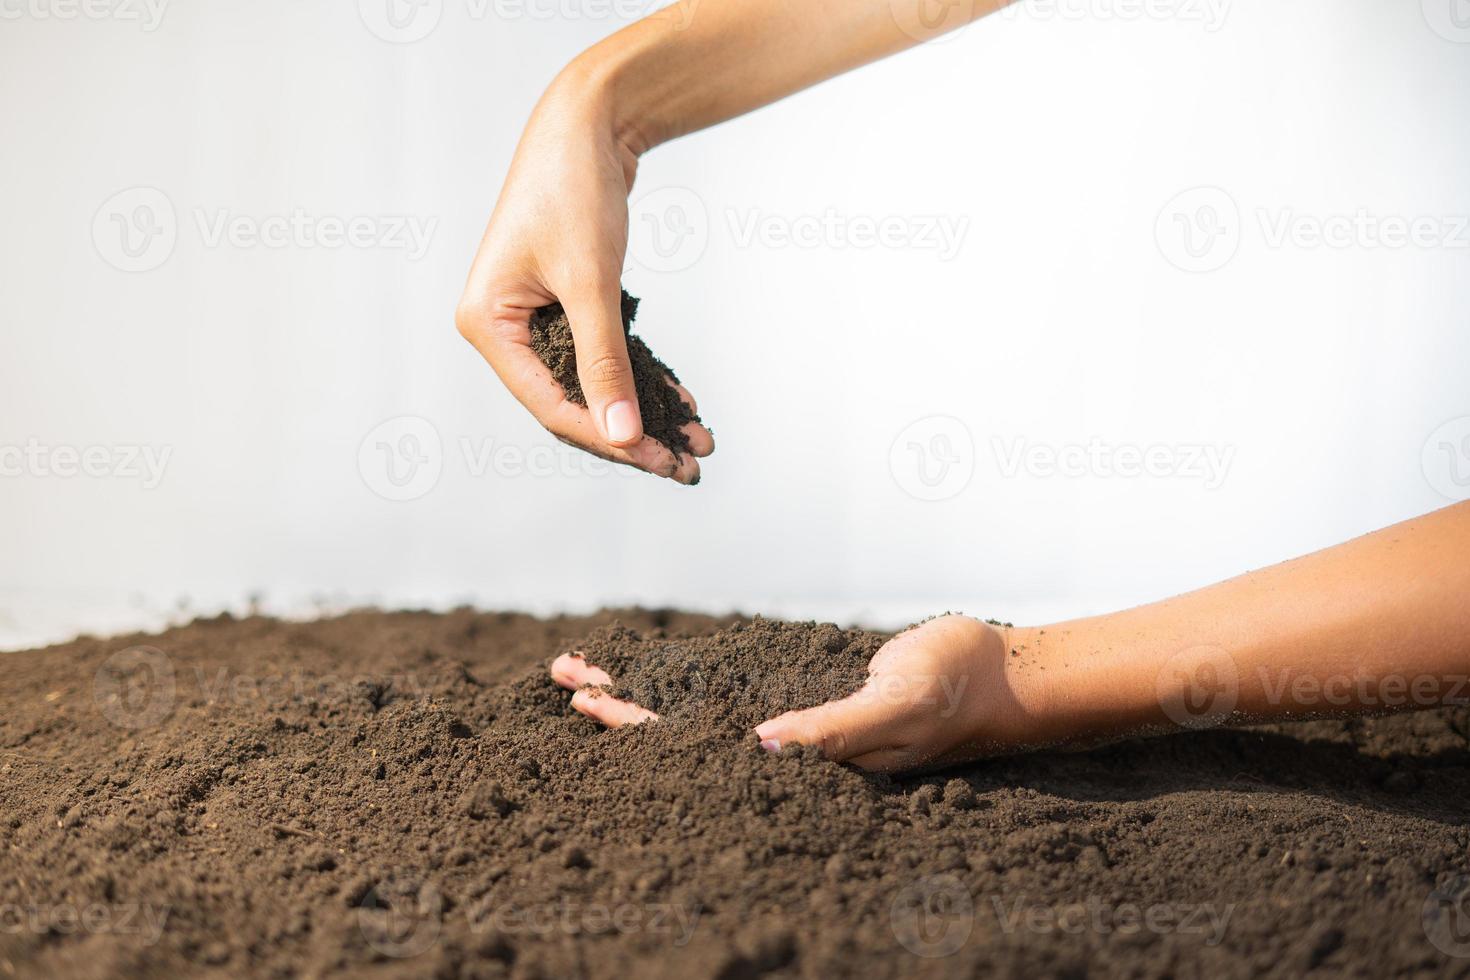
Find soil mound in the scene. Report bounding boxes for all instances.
[577,618,881,729]
[2,610,1467,978]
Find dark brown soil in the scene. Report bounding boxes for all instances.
[529,291,700,459]
[579,619,881,729]
[3,610,1468,980]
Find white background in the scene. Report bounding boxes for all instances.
[2,0,1468,650]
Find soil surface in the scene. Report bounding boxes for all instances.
[3,610,1468,979]
[529,291,700,459]
[580,619,881,729]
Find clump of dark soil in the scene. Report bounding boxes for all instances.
[576,618,882,729]
[3,610,1468,979]
[529,291,700,459]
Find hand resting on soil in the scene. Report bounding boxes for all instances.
[553,615,1047,773]
[552,503,1470,774]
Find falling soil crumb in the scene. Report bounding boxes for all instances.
[529,290,700,459]
[3,609,1468,979]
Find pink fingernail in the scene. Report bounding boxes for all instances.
[759,738,781,754]
[604,401,640,445]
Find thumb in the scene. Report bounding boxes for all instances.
[563,286,642,448]
[753,685,900,764]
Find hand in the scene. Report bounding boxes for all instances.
[455,66,714,484]
[550,615,1055,773]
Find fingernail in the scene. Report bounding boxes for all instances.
[759,738,781,754]
[604,401,640,444]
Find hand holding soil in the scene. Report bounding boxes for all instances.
[454,69,713,484]
[551,615,1052,772]
[454,0,1012,483]
[529,290,705,465]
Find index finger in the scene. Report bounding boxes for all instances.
[549,653,660,728]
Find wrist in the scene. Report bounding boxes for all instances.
[557,27,671,158]
[996,625,1070,748]
[1001,622,1164,750]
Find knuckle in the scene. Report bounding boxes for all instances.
[454,299,487,341]
[579,350,633,393]
[818,728,850,760]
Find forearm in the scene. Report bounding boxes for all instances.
[1014,502,1470,744]
[561,0,1016,153]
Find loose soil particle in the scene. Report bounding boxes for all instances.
[2,609,1468,979]
[578,618,881,730]
[529,291,700,460]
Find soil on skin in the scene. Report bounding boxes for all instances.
[3,610,1468,979]
[529,291,700,460]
